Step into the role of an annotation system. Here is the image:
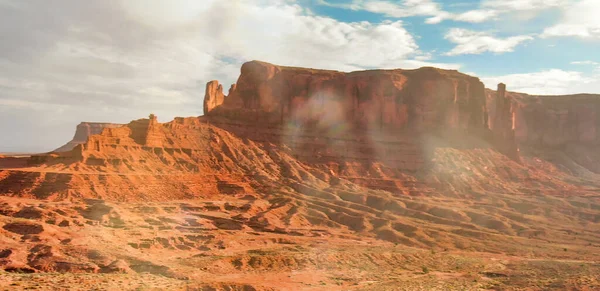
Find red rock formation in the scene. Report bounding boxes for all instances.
[485,89,600,148]
[204,81,225,114]
[0,61,546,200]
[210,61,489,135]
[485,89,600,171]
[54,122,122,153]
[25,114,171,168]
[204,61,523,167]
[489,84,520,161]
[513,93,600,147]
[126,114,164,147]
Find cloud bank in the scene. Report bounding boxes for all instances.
[0,0,454,151]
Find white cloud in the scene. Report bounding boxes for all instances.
[320,0,497,24]
[424,12,451,24]
[571,60,600,75]
[543,25,600,38]
[320,0,448,21]
[541,0,600,39]
[480,69,596,95]
[426,9,502,24]
[481,0,572,11]
[320,0,572,24]
[571,61,599,65]
[0,0,460,151]
[120,1,455,71]
[453,0,574,23]
[453,10,499,23]
[444,28,534,56]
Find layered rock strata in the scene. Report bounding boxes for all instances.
[486,89,600,172]
[205,60,519,164]
[54,122,122,152]
[489,84,519,161]
[13,61,600,200]
[484,89,600,147]
[207,61,490,133]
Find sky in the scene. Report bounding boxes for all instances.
[1,0,599,152]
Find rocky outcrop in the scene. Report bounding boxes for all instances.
[126,114,164,147]
[29,114,170,167]
[485,89,600,147]
[3,61,561,201]
[204,61,522,163]
[485,89,600,172]
[489,84,519,161]
[209,61,489,134]
[204,80,225,114]
[54,122,122,152]
[514,94,600,147]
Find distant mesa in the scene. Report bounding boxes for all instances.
[486,88,600,148]
[53,122,123,153]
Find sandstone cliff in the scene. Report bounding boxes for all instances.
[53,122,122,152]
[486,89,600,172]
[485,89,600,147]
[205,61,520,164]
[208,61,490,133]
[489,84,519,160]
[10,61,600,201]
[517,94,600,147]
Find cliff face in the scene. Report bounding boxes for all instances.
[515,94,600,147]
[484,89,600,173]
[205,61,522,165]
[485,90,600,147]
[210,61,489,134]
[53,122,122,152]
[489,84,519,160]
